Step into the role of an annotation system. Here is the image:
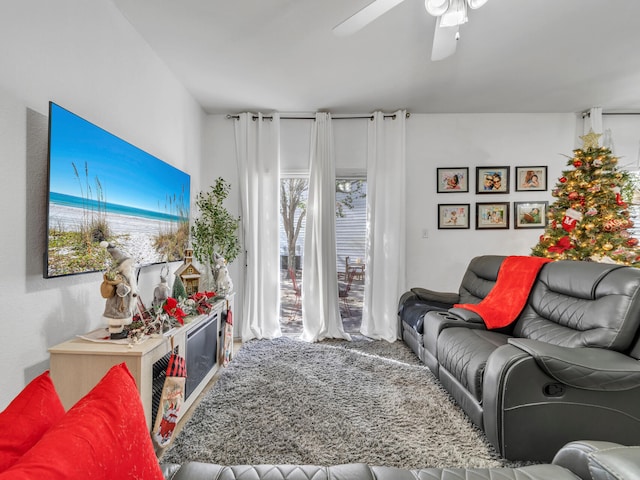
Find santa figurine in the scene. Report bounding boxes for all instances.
[100,242,138,339]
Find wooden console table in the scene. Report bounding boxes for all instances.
[49,295,233,428]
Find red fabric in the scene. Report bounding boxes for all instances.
[454,256,552,329]
[0,371,65,472]
[0,363,163,480]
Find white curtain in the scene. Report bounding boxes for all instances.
[235,112,282,342]
[361,110,407,342]
[584,106,603,134]
[300,112,351,342]
[583,107,615,151]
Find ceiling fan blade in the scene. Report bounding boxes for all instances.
[431,17,459,61]
[467,0,489,9]
[332,0,408,36]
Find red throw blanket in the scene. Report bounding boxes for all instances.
[454,256,552,329]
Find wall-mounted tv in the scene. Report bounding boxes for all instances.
[45,102,190,278]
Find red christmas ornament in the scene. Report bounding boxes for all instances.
[568,192,579,200]
[573,159,583,168]
[626,238,639,247]
[559,177,567,183]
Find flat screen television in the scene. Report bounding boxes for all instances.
[45,102,191,278]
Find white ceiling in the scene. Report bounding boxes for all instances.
[111,0,640,115]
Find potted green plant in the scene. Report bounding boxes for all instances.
[190,177,240,292]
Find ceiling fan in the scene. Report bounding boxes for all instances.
[332,0,489,61]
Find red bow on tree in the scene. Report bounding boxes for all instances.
[548,236,574,253]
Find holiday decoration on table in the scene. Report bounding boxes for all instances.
[99,242,138,339]
[531,130,640,266]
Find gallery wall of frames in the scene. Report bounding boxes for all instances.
[436,166,549,230]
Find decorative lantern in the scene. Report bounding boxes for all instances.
[174,248,201,296]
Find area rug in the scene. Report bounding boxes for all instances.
[161,336,517,469]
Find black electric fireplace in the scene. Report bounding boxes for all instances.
[185,312,218,399]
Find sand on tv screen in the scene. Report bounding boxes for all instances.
[45,102,191,278]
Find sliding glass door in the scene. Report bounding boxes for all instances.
[278,177,367,335]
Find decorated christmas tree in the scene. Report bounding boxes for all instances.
[531,130,640,266]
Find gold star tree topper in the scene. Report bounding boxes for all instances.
[580,129,602,150]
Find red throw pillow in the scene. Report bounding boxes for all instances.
[0,363,164,480]
[0,371,65,472]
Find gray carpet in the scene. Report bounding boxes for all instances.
[161,336,517,469]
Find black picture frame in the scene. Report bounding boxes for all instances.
[514,201,548,229]
[476,166,510,194]
[438,204,470,229]
[436,167,469,193]
[515,166,548,191]
[476,202,509,229]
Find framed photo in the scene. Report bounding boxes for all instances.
[438,204,470,229]
[476,202,509,229]
[437,167,469,193]
[476,166,510,193]
[515,166,547,191]
[514,201,548,229]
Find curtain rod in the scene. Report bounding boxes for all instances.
[582,111,640,118]
[226,112,410,121]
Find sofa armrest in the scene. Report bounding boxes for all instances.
[446,307,484,324]
[554,440,640,480]
[508,338,640,391]
[398,290,417,315]
[552,440,626,479]
[410,287,459,306]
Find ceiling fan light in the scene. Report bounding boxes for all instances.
[425,0,449,17]
[466,0,488,9]
[440,0,467,27]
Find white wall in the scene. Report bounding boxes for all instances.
[404,113,640,291]
[0,1,203,409]
[602,115,640,170]
[405,113,577,290]
[200,115,243,325]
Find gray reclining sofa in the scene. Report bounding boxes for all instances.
[399,256,640,461]
[162,441,640,480]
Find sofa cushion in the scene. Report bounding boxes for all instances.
[0,371,65,472]
[587,446,640,480]
[458,255,505,304]
[513,261,640,351]
[437,328,510,401]
[0,363,164,480]
[410,288,459,306]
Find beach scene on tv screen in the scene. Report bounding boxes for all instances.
[46,103,190,278]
